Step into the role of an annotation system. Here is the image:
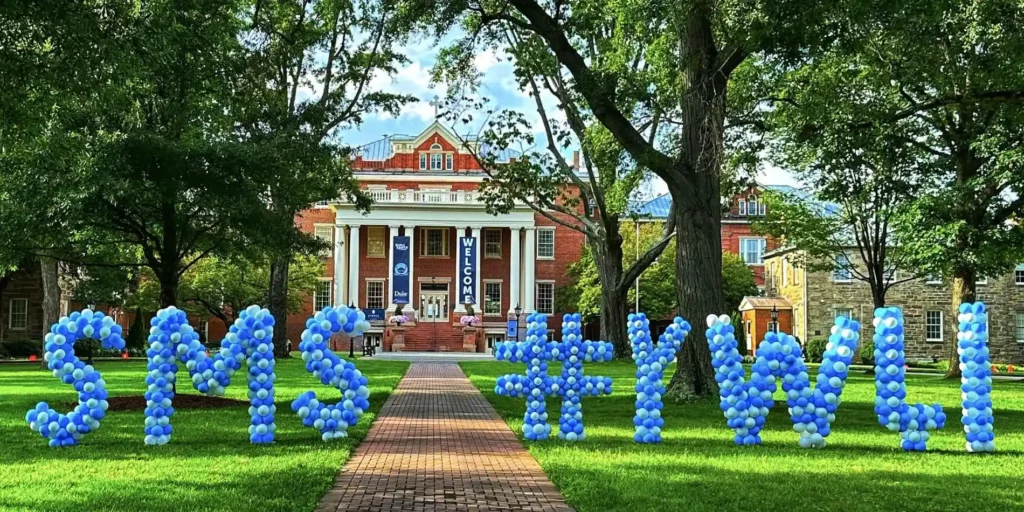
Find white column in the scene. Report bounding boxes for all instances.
[471,226,482,315]
[523,226,536,312]
[347,225,360,307]
[333,224,346,306]
[508,227,521,315]
[387,224,400,311]
[454,226,467,315]
[402,225,416,316]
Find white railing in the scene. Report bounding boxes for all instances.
[341,189,485,206]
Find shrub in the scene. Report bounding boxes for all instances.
[936,359,950,372]
[859,336,875,365]
[0,339,41,358]
[805,336,828,363]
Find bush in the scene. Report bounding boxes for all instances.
[0,339,41,358]
[805,336,828,363]
[859,337,875,365]
[936,359,950,372]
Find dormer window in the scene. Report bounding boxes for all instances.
[445,153,453,170]
[430,153,442,170]
[738,199,747,216]
[430,143,442,150]
[747,195,759,216]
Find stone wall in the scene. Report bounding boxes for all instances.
[779,251,1024,364]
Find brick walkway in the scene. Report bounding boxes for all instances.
[317,363,572,512]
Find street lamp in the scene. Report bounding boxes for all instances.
[514,303,522,342]
[349,302,356,358]
[770,304,779,334]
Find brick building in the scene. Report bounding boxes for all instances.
[764,248,1024,364]
[292,122,586,352]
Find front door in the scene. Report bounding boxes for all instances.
[418,283,450,323]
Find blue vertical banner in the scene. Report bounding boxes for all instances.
[458,236,477,305]
[392,235,410,304]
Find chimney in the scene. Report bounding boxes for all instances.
[572,150,580,170]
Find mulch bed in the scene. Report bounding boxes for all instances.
[65,394,249,412]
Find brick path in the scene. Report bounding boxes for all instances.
[317,363,572,512]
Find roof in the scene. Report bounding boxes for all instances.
[628,194,672,218]
[738,296,793,311]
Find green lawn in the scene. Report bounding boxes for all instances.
[461,360,1024,512]
[0,357,408,512]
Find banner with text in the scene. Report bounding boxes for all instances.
[392,235,410,304]
[458,236,477,305]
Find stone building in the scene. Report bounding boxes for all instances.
[764,248,1024,364]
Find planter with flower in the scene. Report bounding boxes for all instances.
[459,315,481,352]
[388,315,410,352]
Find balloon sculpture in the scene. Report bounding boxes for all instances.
[291,305,371,441]
[144,305,277,445]
[630,313,690,443]
[957,302,995,452]
[26,309,125,447]
[553,313,613,441]
[494,312,555,440]
[873,307,946,451]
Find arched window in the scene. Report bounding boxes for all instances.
[430,143,442,150]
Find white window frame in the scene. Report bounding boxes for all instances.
[367,226,386,258]
[834,308,853,320]
[747,195,758,216]
[313,224,334,258]
[1014,265,1024,286]
[419,153,427,170]
[430,153,443,170]
[926,274,942,285]
[420,227,449,257]
[314,279,332,312]
[925,310,943,342]
[782,256,789,286]
[977,275,988,286]
[537,228,555,260]
[8,298,28,331]
[833,253,853,283]
[445,153,453,170]
[484,281,502,316]
[535,281,555,314]
[883,268,898,283]
[759,201,766,216]
[314,200,329,208]
[484,229,502,258]
[366,279,385,310]
[738,200,747,216]
[739,237,766,266]
[1016,311,1024,343]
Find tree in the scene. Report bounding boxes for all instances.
[739,0,1024,378]
[428,0,832,399]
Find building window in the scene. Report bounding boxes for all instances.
[537,228,555,259]
[833,253,853,282]
[536,282,554,314]
[883,268,897,282]
[314,280,332,311]
[366,280,385,310]
[419,153,427,170]
[314,225,334,257]
[1015,264,1024,285]
[782,257,789,286]
[430,143,442,150]
[8,298,27,330]
[926,310,943,342]
[835,308,853,320]
[420,228,449,257]
[739,238,766,265]
[747,195,759,216]
[759,200,766,216]
[926,274,942,284]
[430,153,442,170]
[314,200,329,207]
[977,275,988,285]
[1016,312,1024,343]
[738,199,747,216]
[367,226,386,258]
[484,282,502,315]
[445,153,453,170]
[484,229,502,258]
[588,199,598,218]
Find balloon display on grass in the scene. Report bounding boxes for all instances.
[630,313,690,443]
[494,312,555,440]
[707,314,763,445]
[144,305,277,445]
[750,316,860,448]
[291,305,371,441]
[26,309,125,447]
[553,313,613,441]
[873,307,946,451]
[957,302,995,452]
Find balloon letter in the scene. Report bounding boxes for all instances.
[26,309,125,447]
[552,313,613,441]
[957,302,995,452]
[630,313,690,443]
[291,305,371,441]
[494,312,555,440]
[873,306,946,451]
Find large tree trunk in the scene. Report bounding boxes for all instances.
[268,255,291,358]
[40,257,60,334]
[945,268,977,379]
[665,5,726,401]
[158,269,178,308]
[593,233,631,357]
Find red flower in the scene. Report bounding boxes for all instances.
[991,365,999,373]
[1008,365,1016,373]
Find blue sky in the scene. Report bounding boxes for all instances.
[334,37,799,198]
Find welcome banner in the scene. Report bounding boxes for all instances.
[458,236,477,305]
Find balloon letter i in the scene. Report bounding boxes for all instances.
[957,302,995,452]
[873,307,946,451]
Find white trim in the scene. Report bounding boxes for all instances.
[977,276,988,285]
[535,280,556,315]
[1015,311,1024,343]
[484,228,502,258]
[365,279,386,310]
[832,253,853,283]
[8,298,28,331]
[536,227,556,260]
[313,223,334,258]
[353,174,486,183]
[925,310,944,342]
[314,278,333,312]
[925,275,942,285]
[738,237,766,266]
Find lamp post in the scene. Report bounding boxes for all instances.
[770,304,779,334]
[514,303,523,342]
[349,302,356,358]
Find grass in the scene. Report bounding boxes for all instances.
[461,360,1024,512]
[0,356,408,512]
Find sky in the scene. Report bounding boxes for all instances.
[334,37,800,199]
